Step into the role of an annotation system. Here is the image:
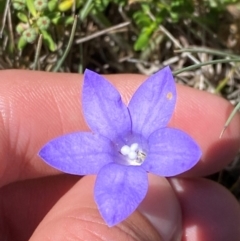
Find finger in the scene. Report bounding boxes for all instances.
[170,83,240,177]
[29,174,181,241]
[0,70,239,186]
[2,173,238,241]
[0,175,79,240]
[170,178,240,241]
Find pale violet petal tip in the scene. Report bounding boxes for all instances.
[143,128,202,176]
[94,163,148,226]
[128,66,176,138]
[83,69,131,141]
[39,132,113,175]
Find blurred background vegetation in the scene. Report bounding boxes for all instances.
[0,0,240,199]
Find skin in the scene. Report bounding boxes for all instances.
[0,70,239,241]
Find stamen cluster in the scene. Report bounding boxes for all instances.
[120,143,146,165]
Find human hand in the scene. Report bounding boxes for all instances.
[0,70,239,241]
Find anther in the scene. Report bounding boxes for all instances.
[130,143,138,151]
[120,145,130,155]
[128,151,137,160]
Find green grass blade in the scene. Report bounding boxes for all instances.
[32,34,43,70]
[175,47,240,59]
[26,0,37,17]
[220,102,240,138]
[79,0,94,21]
[52,15,78,72]
[173,58,240,76]
[0,0,10,37]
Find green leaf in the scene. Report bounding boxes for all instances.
[170,12,179,22]
[134,24,156,51]
[141,3,150,13]
[64,15,74,25]
[41,30,57,51]
[134,14,151,27]
[50,15,74,25]
[17,35,27,50]
[26,0,37,17]
[93,0,109,11]
[134,33,149,51]
[51,16,62,24]
[48,0,58,11]
[17,12,29,23]
[47,12,61,24]
[47,11,61,20]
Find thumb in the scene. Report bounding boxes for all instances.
[30,174,181,241]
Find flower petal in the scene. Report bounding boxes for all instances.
[39,132,113,175]
[83,69,131,141]
[128,66,176,138]
[143,128,202,176]
[94,163,148,226]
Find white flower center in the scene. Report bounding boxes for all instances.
[120,143,146,166]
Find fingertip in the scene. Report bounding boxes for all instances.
[172,85,240,176]
[170,178,240,241]
[30,175,163,241]
[138,175,182,241]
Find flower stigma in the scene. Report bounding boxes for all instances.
[120,142,146,166]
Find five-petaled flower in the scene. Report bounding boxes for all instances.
[39,66,202,226]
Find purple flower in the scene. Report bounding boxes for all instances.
[39,66,201,226]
